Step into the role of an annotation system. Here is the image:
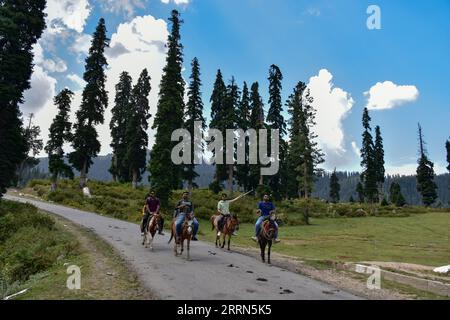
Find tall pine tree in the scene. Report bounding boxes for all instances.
[329,169,340,203]
[223,77,240,193]
[0,0,46,197]
[148,10,185,206]
[416,124,437,206]
[356,181,365,203]
[266,65,286,200]
[209,69,227,187]
[69,18,109,188]
[374,125,385,201]
[235,81,251,191]
[360,108,378,203]
[110,71,133,182]
[446,139,450,173]
[184,58,205,192]
[126,69,151,189]
[45,89,74,191]
[285,82,307,198]
[249,82,265,190]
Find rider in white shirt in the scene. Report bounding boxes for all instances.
[217,192,248,236]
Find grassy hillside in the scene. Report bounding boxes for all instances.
[0,200,79,299]
[23,179,449,227]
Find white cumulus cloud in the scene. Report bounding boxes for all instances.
[161,0,190,5]
[94,15,169,155]
[45,0,91,33]
[67,74,86,89]
[365,81,419,110]
[99,0,146,18]
[307,69,355,170]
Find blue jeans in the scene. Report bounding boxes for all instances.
[175,213,199,237]
[255,216,278,238]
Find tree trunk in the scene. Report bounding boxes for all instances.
[259,174,263,186]
[50,173,58,192]
[187,179,193,196]
[132,169,138,189]
[228,164,234,195]
[79,160,87,188]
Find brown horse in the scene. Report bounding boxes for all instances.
[258,218,277,264]
[168,213,193,260]
[210,214,239,250]
[143,214,161,250]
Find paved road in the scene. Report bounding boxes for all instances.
[5,195,362,300]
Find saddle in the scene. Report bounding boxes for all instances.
[262,218,277,232]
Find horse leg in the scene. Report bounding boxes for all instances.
[221,233,225,249]
[187,238,190,261]
[267,241,272,264]
[174,236,178,256]
[227,234,231,251]
[259,239,266,263]
[215,232,219,248]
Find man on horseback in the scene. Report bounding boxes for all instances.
[216,192,249,237]
[174,191,199,241]
[141,191,164,236]
[251,193,280,243]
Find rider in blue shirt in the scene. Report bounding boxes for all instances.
[251,193,280,243]
[174,191,199,241]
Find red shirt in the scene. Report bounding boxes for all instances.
[146,197,160,213]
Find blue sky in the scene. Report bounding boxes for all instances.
[21,0,450,175]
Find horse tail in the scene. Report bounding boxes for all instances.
[168,230,174,244]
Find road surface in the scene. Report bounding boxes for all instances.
[5,195,362,300]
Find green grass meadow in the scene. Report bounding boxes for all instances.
[21,179,450,267]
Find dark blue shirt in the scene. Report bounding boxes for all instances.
[258,201,275,216]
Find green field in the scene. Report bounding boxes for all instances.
[19,179,450,267]
[198,212,450,267]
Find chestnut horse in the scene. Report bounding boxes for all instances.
[168,213,193,260]
[258,218,277,264]
[143,214,161,250]
[210,214,239,250]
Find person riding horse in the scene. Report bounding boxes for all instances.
[216,191,251,236]
[174,191,199,241]
[141,190,164,236]
[251,193,280,243]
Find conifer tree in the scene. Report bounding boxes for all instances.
[446,139,450,173]
[416,124,437,206]
[360,108,378,203]
[0,0,47,197]
[209,69,227,185]
[285,82,306,198]
[45,89,74,191]
[249,82,265,190]
[69,18,109,188]
[184,58,205,192]
[235,82,251,191]
[389,182,406,207]
[356,181,365,203]
[148,10,185,206]
[126,69,151,189]
[374,125,385,201]
[222,77,240,193]
[110,71,133,182]
[266,65,286,200]
[329,169,340,203]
